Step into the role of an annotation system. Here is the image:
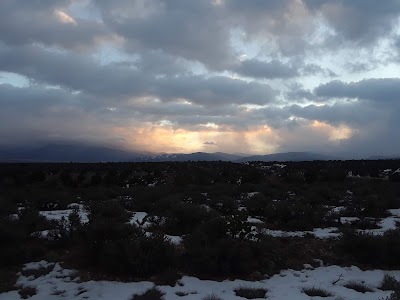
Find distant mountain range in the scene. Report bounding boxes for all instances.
[237,152,336,162]
[0,143,143,163]
[0,143,398,162]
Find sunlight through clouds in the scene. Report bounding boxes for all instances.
[54,10,77,25]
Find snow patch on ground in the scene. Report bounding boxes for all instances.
[389,209,400,217]
[39,204,89,224]
[246,192,259,198]
[2,261,399,300]
[165,235,183,245]
[247,217,264,224]
[360,216,400,235]
[341,216,360,224]
[129,212,151,228]
[262,227,340,239]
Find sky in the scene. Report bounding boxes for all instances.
[0,0,400,156]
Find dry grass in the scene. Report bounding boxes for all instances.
[234,287,268,299]
[302,287,333,297]
[202,293,223,300]
[344,281,374,293]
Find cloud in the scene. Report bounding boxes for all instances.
[0,1,399,156]
[94,0,235,69]
[235,59,299,79]
[0,43,277,106]
[0,0,109,50]
[303,0,400,46]
[315,78,400,103]
[54,10,77,25]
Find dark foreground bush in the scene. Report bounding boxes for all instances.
[83,220,175,277]
[0,217,26,267]
[183,217,284,277]
[18,286,37,299]
[380,274,400,291]
[340,229,400,268]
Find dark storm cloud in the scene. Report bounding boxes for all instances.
[0,43,276,106]
[157,75,276,106]
[0,43,146,97]
[287,78,400,155]
[94,0,234,69]
[0,83,101,145]
[315,79,400,103]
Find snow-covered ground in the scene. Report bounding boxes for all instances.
[129,211,150,227]
[1,260,398,300]
[31,201,400,245]
[260,208,400,239]
[262,227,340,238]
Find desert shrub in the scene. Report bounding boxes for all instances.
[0,216,26,267]
[131,187,168,213]
[46,209,84,247]
[131,287,164,300]
[0,267,18,293]
[18,286,37,299]
[363,196,389,218]
[28,189,71,211]
[183,218,283,277]
[153,268,182,286]
[17,208,51,234]
[0,196,17,216]
[261,200,327,231]
[164,203,218,235]
[209,196,238,215]
[302,287,332,297]
[353,218,380,230]
[225,213,253,239]
[380,274,400,291]
[83,220,175,277]
[381,290,400,300]
[87,200,130,223]
[344,281,374,293]
[340,230,384,265]
[234,287,267,299]
[244,193,271,216]
[340,229,400,267]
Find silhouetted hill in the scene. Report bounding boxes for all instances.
[238,152,337,162]
[2,144,389,162]
[0,143,144,162]
[140,152,243,162]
